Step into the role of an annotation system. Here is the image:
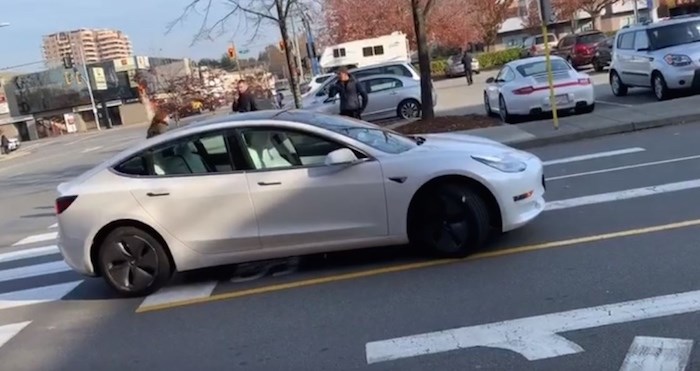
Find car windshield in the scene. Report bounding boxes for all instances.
[516,59,571,76]
[648,20,700,49]
[295,113,417,153]
[578,33,605,44]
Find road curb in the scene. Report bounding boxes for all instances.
[509,113,700,150]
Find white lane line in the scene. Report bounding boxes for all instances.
[0,245,60,264]
[138,281,218,310]
[48,223,58,229]
[0,321,31,349]
[12,232,58,247]
[0,260,71,283]
[365,288,700,364]
[546,178,700,211]
[543,147,645,166]
[547,154,700,181]
[619,336,693,371]
[80,146,102,153]
[595,100,634,107]
[0,281,83,311]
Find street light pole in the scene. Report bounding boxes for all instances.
[76,45,100,131]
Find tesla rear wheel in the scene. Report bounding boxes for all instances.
[97,226,172,297]
[398,99,422,119]
[409,182,491,258]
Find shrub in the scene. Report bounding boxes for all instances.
[413,58,449,77]
[476,48,521,70]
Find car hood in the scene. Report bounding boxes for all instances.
[412,132,535,159]
[659,42,700,55]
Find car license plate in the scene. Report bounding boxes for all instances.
[555,94,569,105]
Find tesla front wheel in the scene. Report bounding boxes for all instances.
[409,182,491,258]
[97,226,173,297]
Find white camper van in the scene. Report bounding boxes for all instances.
[319,31,410,71]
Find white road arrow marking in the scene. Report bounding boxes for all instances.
[619,336,693,371]
[0,321,31,349]
[366,289,700,364]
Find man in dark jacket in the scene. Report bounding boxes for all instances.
[461,47,474,86]
[328,67,368,119]
[232,80,258,113]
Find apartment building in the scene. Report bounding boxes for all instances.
[42,28,133,67]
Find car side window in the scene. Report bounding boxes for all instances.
[114,155,149,176]
[634,31,649,50]
[354,67,380,79]
[618,32,635,50]
[151,132,235,176]
[384,65,413,77]
[365,77,402,93]
[495,67,508,82]
[240,128,344,170]
[499,67,515,82]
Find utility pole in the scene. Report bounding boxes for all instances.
[633,0,639,23]
[296,4,320,76]
[77,45,100,131]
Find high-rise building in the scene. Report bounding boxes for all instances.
[42,28,133,67]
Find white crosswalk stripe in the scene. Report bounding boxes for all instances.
[5,144,700,361]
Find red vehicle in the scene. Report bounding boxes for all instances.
[553,30,607,69]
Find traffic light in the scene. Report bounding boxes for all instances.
[227,46,237,59]
[62,54,74,69]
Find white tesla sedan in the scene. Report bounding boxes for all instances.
[55,110,546,296]
[484,56,595,124]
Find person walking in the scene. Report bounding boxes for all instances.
[0,132,8,155]
[462,47,474,86]
[232,80,259,113]
[328,67,368,120]
[146,109,170,139]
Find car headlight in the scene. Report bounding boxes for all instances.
[664,54,692,67]
[471,154,527,173]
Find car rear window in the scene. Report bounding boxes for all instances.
[648,20,700,49]
[516,59,571,76]
[577,33,605,44]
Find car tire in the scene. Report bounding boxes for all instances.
[408,182,491,258]
[483,92,495,117]
[652,72,670,101]
[498,95,514,124]
[97,226,173,297]
[576,103,595,114]
[593,58,604,72]
[610,71,628,96]
[398,99,422,119]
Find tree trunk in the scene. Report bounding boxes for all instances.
[411,0,434,120]
[276,0,302,109]
[588,11,599,30]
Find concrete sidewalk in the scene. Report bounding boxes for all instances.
[456,95,700,149]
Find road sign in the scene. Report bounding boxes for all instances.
[91,67,107,91]
[365,288,700,364]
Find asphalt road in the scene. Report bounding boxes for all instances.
[3,118,700,370]
[436,66,662,118]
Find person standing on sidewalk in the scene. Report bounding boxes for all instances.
[461,48,474,86]
[328,67,368,120]
[0,131,8,155]
[232,80,259,113]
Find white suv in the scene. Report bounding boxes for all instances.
[610,15,700,101]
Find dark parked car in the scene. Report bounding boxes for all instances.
[592,36,613,72]
[553,30,607,69]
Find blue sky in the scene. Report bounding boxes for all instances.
[1,0,279,71]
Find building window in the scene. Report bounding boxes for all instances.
[518,0,527,17]
[332,48,346,58]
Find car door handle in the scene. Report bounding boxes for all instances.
[257,181,282,186]
[146,191,170,197]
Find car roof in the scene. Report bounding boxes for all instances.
[356,74,415,82]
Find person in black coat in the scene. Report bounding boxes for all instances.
[328,67,368,120]
[232,80,258,113]
[461,47,474,86]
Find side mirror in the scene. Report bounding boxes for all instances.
[486,77,495,84]
[324,148,358,166]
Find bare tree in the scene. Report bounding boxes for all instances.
[410,0,438,120]
[169,0,310,109]
[579,0,622,29]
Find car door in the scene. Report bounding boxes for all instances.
[487,66,511,110]
[615,31,637,85]
[129,129,261,254]
[361,77,404,120]
[630,30,652,87]
[238,126,388,250]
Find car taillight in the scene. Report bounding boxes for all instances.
[574,44,589,54]
[56,195,78,215]
[512,86,535,95]
[578,78,591,85]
